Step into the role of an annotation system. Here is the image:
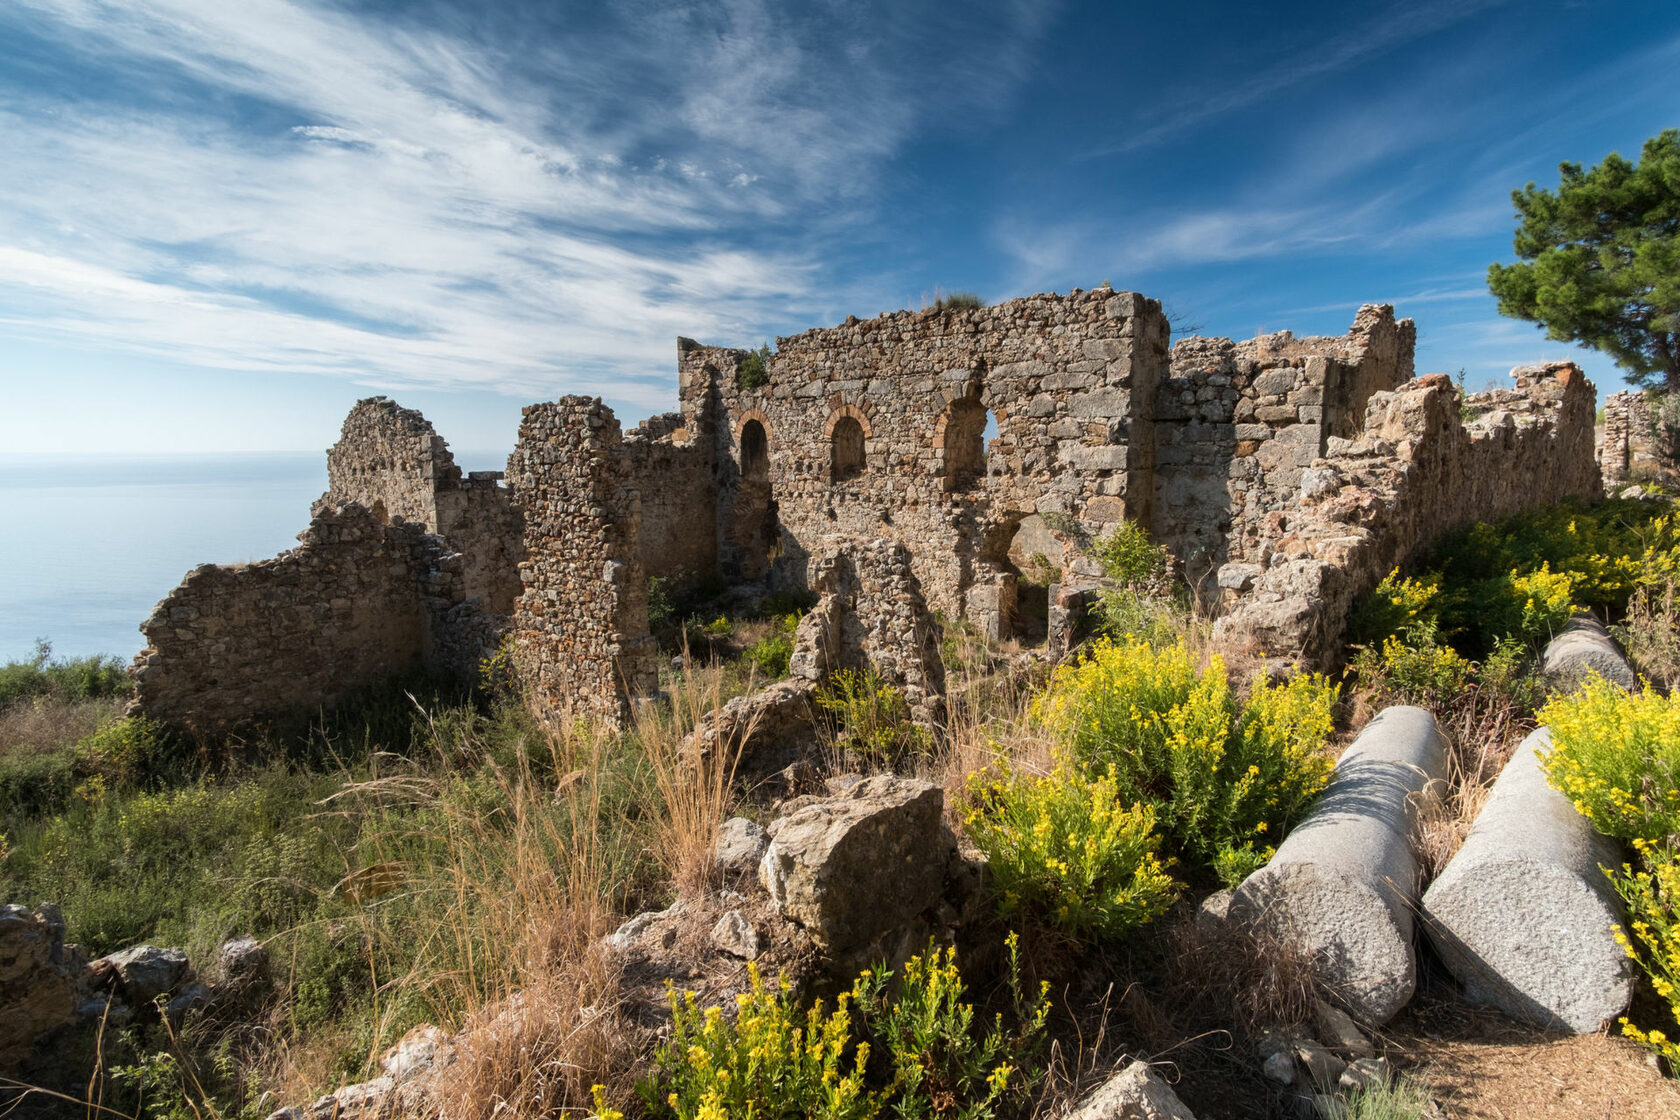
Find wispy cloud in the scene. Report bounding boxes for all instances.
[0,0,1050,404]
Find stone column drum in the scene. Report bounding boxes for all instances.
[1230,706,1447,1024]
[1420,726,1634,1032]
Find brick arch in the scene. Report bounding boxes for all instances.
[823,402,873,440]
[733,408,773,445]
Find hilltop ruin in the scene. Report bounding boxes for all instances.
[131,287,1604,733]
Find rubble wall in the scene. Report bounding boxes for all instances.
[622,412,719,580]
[132,503,443,733]
[677,288,1171,639]
[506,397,659,724]
[1214,362,1602,665]
[1600,390,1673,486]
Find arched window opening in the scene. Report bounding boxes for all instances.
[831,416,866,482]
[943,397,989,491]
[740,419,768,481]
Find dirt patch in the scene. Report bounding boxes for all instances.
[1384,987,1679,1120]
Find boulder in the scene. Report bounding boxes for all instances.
[713,818,769,880]
[1230,706,1447,1024]
[1420,727,1635,1032]
[1540,615,1639,692]
[0,903,81,1071]
[98,944,190,1006]
[1062,1061,1199,1120]
[759,776,952,955]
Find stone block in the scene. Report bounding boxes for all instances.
[1062,1060,1198,1120]
[1231,707,1447,1024]
[1420,727,1635,1033]
[1540,615,1639,692]
[1064,445,1129,472]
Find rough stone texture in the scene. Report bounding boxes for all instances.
[1599,389,1673,486]
[0,904,81,1072]
[1062,1061,1199,1120]
[758,776,953,955]
[1231,706,1448,1025]
[133,502,496,732]
[1215,361,1601,666]
[98,944,190,1006]
[1420,726,1635,1033]
[1540,614,1641,692]
[505,397,660,724]
[684,680,820,774]
[265,1023,452,1120]
[712,817,770,880]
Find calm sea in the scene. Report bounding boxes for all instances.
[0,450,505,665]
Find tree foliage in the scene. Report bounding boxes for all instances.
[1487,130,1680,390]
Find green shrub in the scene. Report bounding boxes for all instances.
[1089,522,1181,644]
[0,639,132,712]
[815,668,932,765]
[1092,521,1171,591]
[962,763,1176,940]
[1036,639,1336,880]
[1349,630,1475,712]
[736,344,772,390]
[0,748,78,818]
[1348,570,1442,646]
[744,614,798,679]
[929,292,983,313]
[75,715,172,788]
[1540,679,1680,847]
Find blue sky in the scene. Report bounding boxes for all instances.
[2,0,1678,461]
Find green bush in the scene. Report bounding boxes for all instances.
[962,763,1176,940]
[744,614,798,679]
[1540,678,1680,847]
[929,292,983,313]
[1089,522,1181,644]
[0,639,132,712]
[1609,855,1680,1066]
[815,668,932,765]
[1036,639,1336,882]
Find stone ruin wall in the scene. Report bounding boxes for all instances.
[132,503,478,733]
[1157,305,1417,592]
[1599,389,1674,486]
[326,397,525,615]
[680,288,1171,642]
[505,397,660,724]
[621,412,719,580]
[1215,361,1602,664]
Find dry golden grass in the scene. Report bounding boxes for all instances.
[0,694,124,758]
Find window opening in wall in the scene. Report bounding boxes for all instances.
[1006,515,1060,645]
[740,419,768,480]
[943,397,989,491]
[831,416,866,482]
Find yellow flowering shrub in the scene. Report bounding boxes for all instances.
[963,763,1177,940]
[643,964,872,1120]
[1035,639,1336,883]
[1539,679,1680,846]
[816,668,933,764]
[1610,856,1680,1068]
[633,940,1049,1120]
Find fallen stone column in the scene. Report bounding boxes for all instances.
[1420,726,1634,1032]
[1541,614,1640,692]
[1230,706,1447,1025]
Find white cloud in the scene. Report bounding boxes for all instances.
[0,0,1048,407]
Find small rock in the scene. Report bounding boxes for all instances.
[1262,1050,1296,1086]
[711,911,761,960]
[712,818,769,879]
[166,983,212,1026]
[217,936,269,987]
[1313,999,1374,1058]
[99,945,190,1006]
[380,1024,453,1082]
[1338,1056,1390,1092]
[1195,890,1233,939]
[1062,1060,1199,1120]
[1292,1039,1347,1092]
[76,993,132,1028]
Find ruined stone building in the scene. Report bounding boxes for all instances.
[131,287,1604,734]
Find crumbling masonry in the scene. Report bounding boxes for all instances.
[132,288,1605,733]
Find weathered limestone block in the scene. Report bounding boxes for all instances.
[1061,1061,1199,1120]
[758,776,953,955]
[0,903,81,1071]
[1420,727,1634,1033]
[683,680,819,772]
[1231,706,1447,1024]
[99,944,190,1006]
[1541,614,1640,692]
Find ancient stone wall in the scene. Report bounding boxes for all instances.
[505,397,660,724]
[677,288,1171,641]
[1214,361,1602,665]
[132,502,483,733]
[1600,390,1673,486]
[326,397,525,614]
[1158,306,1415,592]
[622,412,719,580]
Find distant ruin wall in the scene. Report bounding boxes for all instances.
[679,289,1171,634]
[623,413,719,580]
[1214,362,1602,665]
[506,397,659,724]
[1158,305,1416,588]
[1600,390,1673,486]
[133,503,453,733]
[326,396,525,614]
